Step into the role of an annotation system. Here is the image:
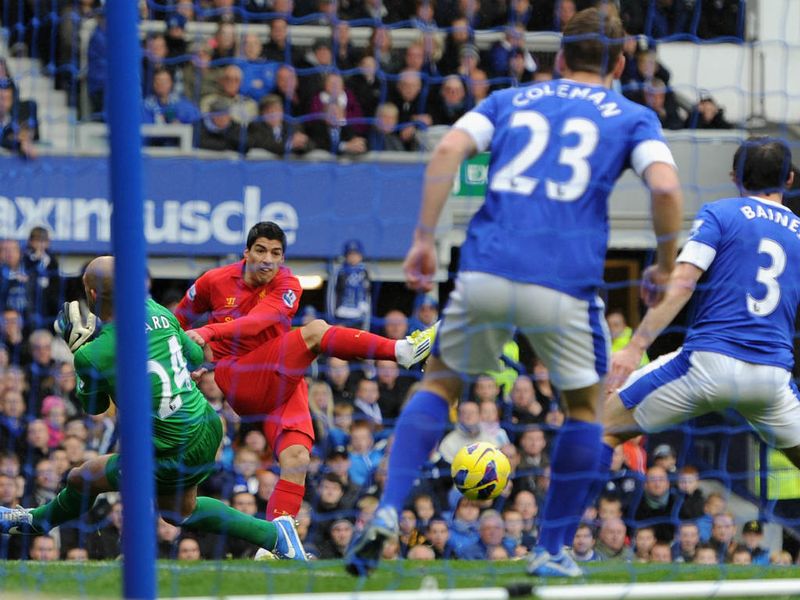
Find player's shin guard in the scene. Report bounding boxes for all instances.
[381,390,450,513]
[537,419,603,555]
[266,479,305,520]
[320,326,396,361]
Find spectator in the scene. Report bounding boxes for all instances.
[375,360,414,423]
[308,380,335,449]
[595,517,633,562]
[507,48,535,86]
[642,78,683,130]
[327,239,372,330]
[602,443,643,514]
[407,543,436,560]
[176,536,202,560]
[332,22,361,70]
[201,65,259,126]
[429,75,469,127]
[697,491,727,541]
[487,25,534,78]
[382,309,409,340]
[1,309,25,363]
[479,399,510,448]
[331,401,354,446]
[239,34,278,103]
[677,465,705,519]
[307,100,368,155]
[672,521,701,562]
[770,550,793,566]
[41,396,66,450]
[348,421,383,487]
[694,542,719,565]
[196,98,245,153]
[437,401,489,463]
[142,67,200,126]
[366,27,402,75]
[458,509,516,559]
[264,19,303,65]
[440,18,473,76]
[22,227,61,328]
[247,94,311,156]
[634,465,676,542]
[570,522,600,561]
[510,375,545,426]
[25,329,58,411]
[83,10,108,119]
[141,33,171,98]
[347,56,383,120]
[23,422,51,474]
[29,534,58,561]
[633,526,657,562]
[709,512,737,563]
[0,390,28,457]
[427,517,457,558]
[447,496,481,553]
[503,507,536,552]
[651,443,677,474]
[650,541,672,563]
[352,378,383,427]
[369,103,412,152]
[164,13,189,60]
[511,490,538,538]
[210,22,238,59]
[312,473,354,541]
[684,92,734,129]
[156,517,180,559]
[597,495,624,521]
[398,507,426,555]
[231,447,260,495]
[299,39,336,107]
[318,518,354,559]
[390,70,432,143]
[254,469,280,514]
[0,240,30,327]
[740,520,770,566]
[273,65,304,117]
[466,69,490,106]
[731,544,752,565]
[621,39,671,100]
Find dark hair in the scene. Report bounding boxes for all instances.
[246,221,287,251]
[561,8,624,75]
[732,137,793,193]
[259,94,283,113]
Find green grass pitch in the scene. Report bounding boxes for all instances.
[1,560,800,599]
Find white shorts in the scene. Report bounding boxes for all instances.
[619,348,800,449]
[436,271,610,390]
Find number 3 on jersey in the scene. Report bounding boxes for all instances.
[747,237,786,317]
[489,110,599,201]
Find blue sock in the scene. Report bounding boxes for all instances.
[537,419,603,555]
[381,390,450,513]
[563,441,614,546]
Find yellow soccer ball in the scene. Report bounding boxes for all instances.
[451,442,511,501]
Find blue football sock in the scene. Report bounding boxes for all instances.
[563,441,614,545]
[381,390,450,513]
[537,419,603,555]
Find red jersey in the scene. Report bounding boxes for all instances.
[176,261,302,359]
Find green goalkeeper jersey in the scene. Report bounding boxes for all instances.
[74,298,210,455]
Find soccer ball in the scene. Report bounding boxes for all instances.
[451,442,511,501]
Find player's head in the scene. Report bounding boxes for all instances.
[559,7,625,80]
[732,137,794,195]
[244,221,287,286]
[83,255,115,319]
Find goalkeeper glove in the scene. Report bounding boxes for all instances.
[54,301,97,352]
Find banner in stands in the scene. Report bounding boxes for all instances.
[0,156,425,259]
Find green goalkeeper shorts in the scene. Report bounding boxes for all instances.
[105,406,223,496]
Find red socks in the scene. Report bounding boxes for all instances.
[266,479,305,520]
[319,326,396,361]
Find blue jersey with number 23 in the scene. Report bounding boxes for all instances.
[454,80,674,300]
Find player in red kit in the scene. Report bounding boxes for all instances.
[176,222,437,520]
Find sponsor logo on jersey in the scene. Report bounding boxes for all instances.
[283,290,296,308]
[225,297,236,307]
[689,218,704,239]
[259,290,267,299]
[187,284,196,301]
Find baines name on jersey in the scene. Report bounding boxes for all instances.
[512,83,621,118]
[145,315,172,332]
[740,203,800,239]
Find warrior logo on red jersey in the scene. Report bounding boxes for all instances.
[283,290,297,308]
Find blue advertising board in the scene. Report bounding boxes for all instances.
[0,156,426,259]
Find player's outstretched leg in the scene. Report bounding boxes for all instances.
[178,497,308,561]
[316,320,439,369]
[346,366,452,576]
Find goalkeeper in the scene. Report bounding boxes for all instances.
[0,256,307,561]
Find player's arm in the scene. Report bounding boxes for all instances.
[608,261,703,390]
[192,279,301,344]
[404,128,478,291]
[73,348,112,415]
[174,274,212,329]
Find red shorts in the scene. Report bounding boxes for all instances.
[214,328,316,455]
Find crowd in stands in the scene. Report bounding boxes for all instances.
[0,225,798,566]
[0,0,742,157]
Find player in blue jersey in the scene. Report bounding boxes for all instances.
[603,138,800,473]
[346,8,683,578]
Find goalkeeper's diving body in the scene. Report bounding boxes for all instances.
[0,256,308,561]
